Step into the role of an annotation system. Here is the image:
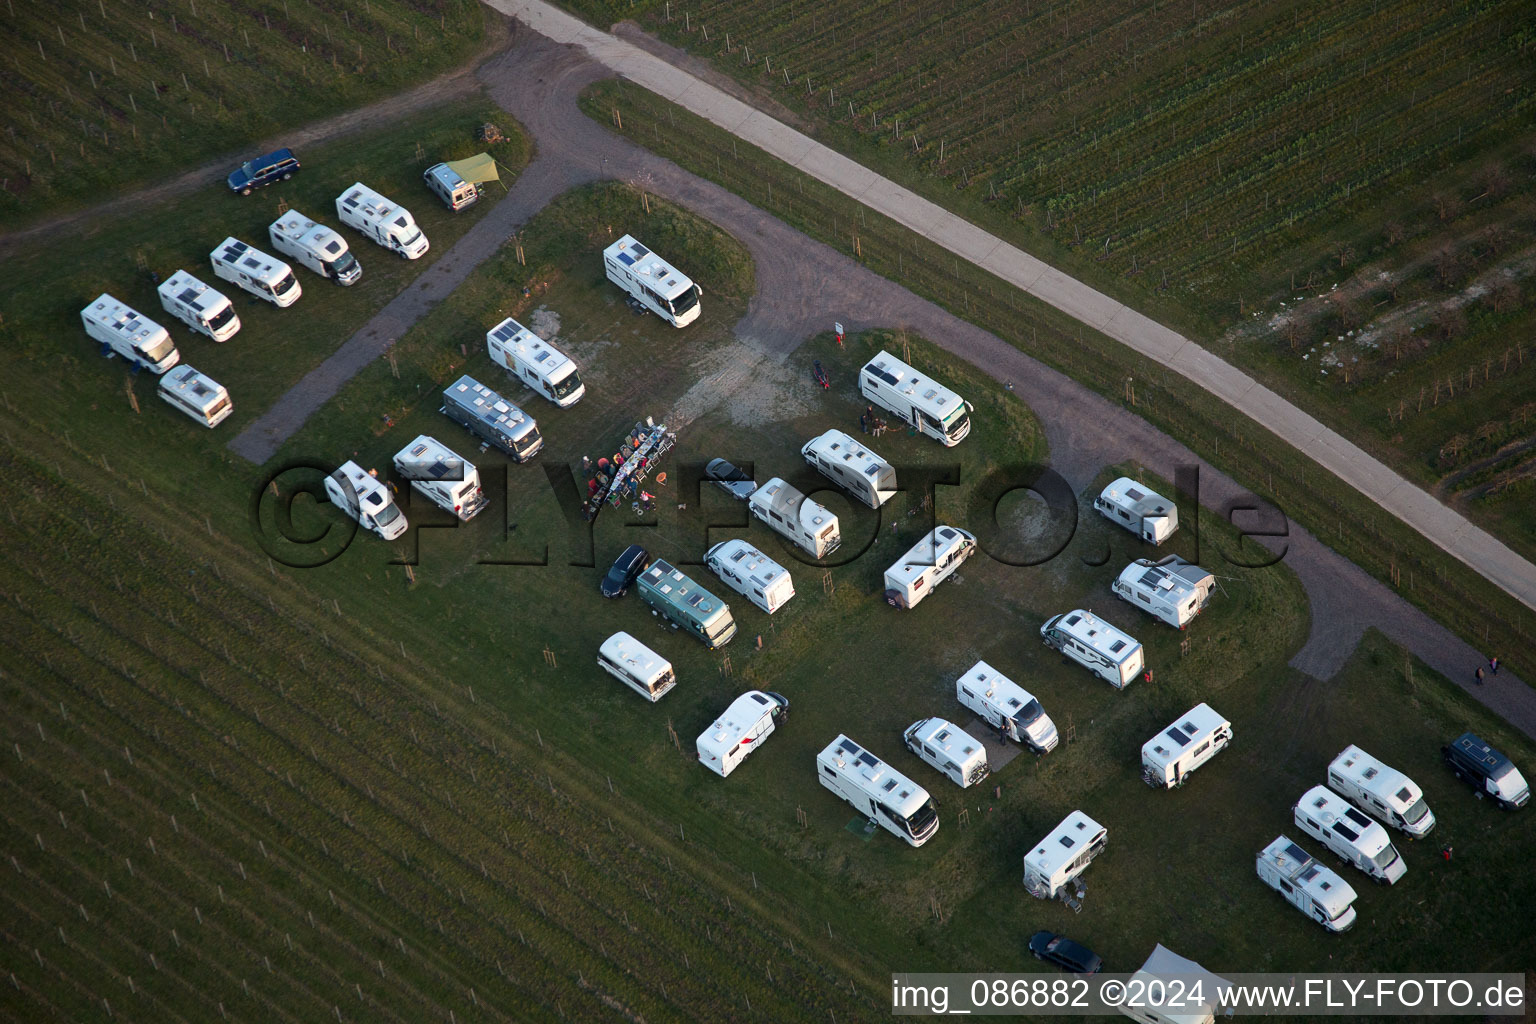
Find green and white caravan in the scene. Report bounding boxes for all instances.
[636,559,738,649]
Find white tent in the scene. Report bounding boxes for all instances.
[1117,944,1231,1024]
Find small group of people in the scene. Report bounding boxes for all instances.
[858,405,888,436]
[1473,654,1501,685]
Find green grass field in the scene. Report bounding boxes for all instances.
[1,0,490,227]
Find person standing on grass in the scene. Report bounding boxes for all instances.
[859,409,869,434]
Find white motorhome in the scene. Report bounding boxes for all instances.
[422,162,480,211]
[1255,835,1359,932]
[884,526,977,610]
[1023,811,1108,899]
[391,435,488,521]
[903,717,990,788]
[801,430,897,509]
[156,366,232,428]
[1114,555,1215,629]
[603,234,702,328]
[1096,477,1178,544]
[597,631,676,702]
[1141,703,1232,788]
[1118,945,1232,1024]
[210,237,302,307]
[816,734,939,847]
[440,375,543,463]
[1040,610,1145,688]
[705,539,795,614]
[859,350,972,446]
[748,478,841,559]
[1293,785,1406,885]
[81,294,180,374]
[1327,745,1437,838]
[955,660,1058,753]
[335,182,429,259]
[157,270,240,342]
[485,316,586,408]
[324,461,407,541]
[697,690,790,777]
[268,209,362,286]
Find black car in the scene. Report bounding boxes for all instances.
[1028,931,1103,974]
[227,148,300,195]
[601,544,651,598]
[705,458,757,501]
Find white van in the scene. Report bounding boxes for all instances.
[1327,745,1436,838]
[391,435,488,521]
[748,478,841,559]
[801,429,897,508]
[210,237,302,307]
[954,660,1058,753]
[336,182,429,259]
[597,632,676,702]
[1039,610,1144,688]
[324,461,407,541]
[1096,477,1178,545]
[157,366,232,428]
[883,526,977,610]
[1293,785,1406,885]
[903,717,990,788]
[485,316,585,408]
[859,350,972,446]
[1023,811,1107,899]
[705,539,795,614]
[1141,704,1231,788]
[81,294,180,374]
[697,691,789,777]
[157,270,240,342]
[1255,835,1358,932]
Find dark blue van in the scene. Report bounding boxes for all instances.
[227,148,300,195]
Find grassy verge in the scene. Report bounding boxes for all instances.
[2,0,490,226]
[577,78,1536,680]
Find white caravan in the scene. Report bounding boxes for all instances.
[268,209,362,286]
[603,234,702,327]
[1141,703,1232,788]
[1255,835,1359,932]
[485,316,586,408]
[955,660,1058,753]
[1293,785,1406,885]
[1114,555,1215,629]
[210,237,302,307]
[1023,811,1107,899]
[801,429,897,508]
[1040,610,1145,688]
[324,461,407,541]
[335,182,429,259]
[597,632,676,702]
[697,690,790,777]
[705,539,795,614]
[816,734,939,847]
[81,294,180,374]
[440,375,543,463]
[157,270,240,342]
[1118,945,1232,1024]
[157,366,232,428]
[883,526,977,610]
[1096,477,1178,545]
[749,478,841,559]
[1327,745,1437,838]
[903,717,990,789]
[859,350,972,446]
[391,435,488,521]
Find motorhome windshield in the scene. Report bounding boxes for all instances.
[137,334,177,362]
[1372,846,1399,870]
[943,408,970,439]
[550,369,583,398]
[328,251,358,274]
[1328,903,1352,923]
[206,395,232,419]
[400,228,423,248]
[669,287,700,316]
[890,798,938,838]
[512,427,543,456]
[207,305,237,330]
[274,272,297,295]
[702,608,734,643]
[1015,699,1046,728]
[374,503,402,528]
[1403,797,1431,824]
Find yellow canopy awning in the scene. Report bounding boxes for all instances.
[445,153,499,185]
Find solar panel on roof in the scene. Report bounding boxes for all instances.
[1164,727,1191,748]
[1139,570,1162,588]
[1285,842,1310,862]
[177,288,198,303]
[616,252,636,265]
[1344,808,1373,829]
[631,243,649,257]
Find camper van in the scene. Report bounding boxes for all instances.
[816,734,939,847]
[1118,945,1231,1024]
[883,526,977,610]
[1040,610,1145,688]
[1141,703,1232,788]
[635,559,737,649]
[423,162,480,211]
[324,461,407,541]
[268,210,362,286]
[1293,785,1406,884]
[1114,555,1214,629]
[858,350,972,446]
[705,539,795,614]
[903,717,990,788]
[1255,835,1359,932]
[335,183,429,259]
[210,237,302,307]
[1023,811,1108,899]
[157,366,232,428]
[603,234,702,327]
[485,317,586,408]
[697,690,790,777]
[801,430,897,508]
[157,270,240,342]
[597,632,676,702]
[955,660,1058,753]
[80,294,180,374]
[1096,477,1178,545]
[1442,732,1530,810]
[1327,745,1436,838]
[440,375,543,463]
[748,478,841,559]
[391,435,488,521]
